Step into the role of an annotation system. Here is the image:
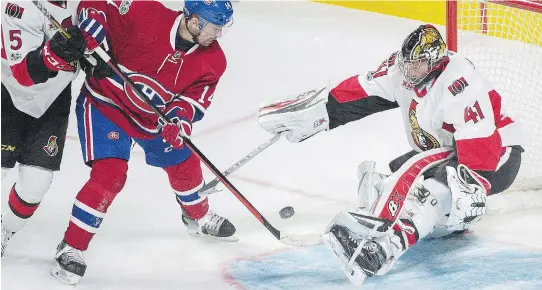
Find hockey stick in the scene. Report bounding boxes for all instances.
[33,1,313,247]
[200,133,281,196]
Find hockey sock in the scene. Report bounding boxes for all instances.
[64,158,127,251]
[4,185,40,232]
[164,154,208,220]
[2,165,52,232]
[1,167,9,179]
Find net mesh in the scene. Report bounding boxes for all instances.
[455,0,542,191]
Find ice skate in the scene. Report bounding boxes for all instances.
[327,225,387,275]
[182,210,238,242]
[51,240,87,285]
[1,224,14,257]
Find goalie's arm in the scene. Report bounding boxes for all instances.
[327,89,399,130]
[257,84,398,142]
[258,53,400,142]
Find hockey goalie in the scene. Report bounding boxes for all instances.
[258,25,524,286]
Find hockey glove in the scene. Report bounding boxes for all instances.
[444,164,490,232]
[258,87,330,142]
[42,26,85,72]
[78,10,107,52]
[80,54,114,79]
[160,102,194,149]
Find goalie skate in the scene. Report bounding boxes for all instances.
[323,224,389,287]
[182,210,238,242]
[51,240,86,285]
[322,209,414,286]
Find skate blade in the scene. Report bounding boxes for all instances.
[322,233,367,287]
[186,230,239,242]
[51,262,82,285]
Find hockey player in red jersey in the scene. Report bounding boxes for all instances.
[258,25,524,286]
[1,1,86,257]
[51,0,236,285]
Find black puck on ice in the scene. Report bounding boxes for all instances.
[279,206,295,219]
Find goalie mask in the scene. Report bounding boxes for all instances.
[398,24,448,87]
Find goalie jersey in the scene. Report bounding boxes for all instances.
[327,52,523,172]
[1,1,80,118]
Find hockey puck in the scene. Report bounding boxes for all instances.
[279,206,295,219]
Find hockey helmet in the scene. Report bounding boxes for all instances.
[398,24,448,86]
[183,0,234,29]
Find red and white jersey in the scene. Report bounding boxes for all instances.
[78,0,226,139]
[1,1,80,118]
[328,52,523,171]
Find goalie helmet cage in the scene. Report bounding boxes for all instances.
[446,0,542,192]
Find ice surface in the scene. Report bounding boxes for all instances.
[2,1,541,289]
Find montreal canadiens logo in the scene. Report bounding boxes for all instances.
[107,131,120,140]
[123,74,173,114]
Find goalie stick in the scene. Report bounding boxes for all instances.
[32,0,313,247]
[200,133,282,195]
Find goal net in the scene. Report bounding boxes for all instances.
[447,0,542,191]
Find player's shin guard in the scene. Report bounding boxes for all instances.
[174,183,208,219]
[2,184,40,256]
[54,159,127,284]
[2,166,52,256]
[5,184,41,230]
[63,158,127,251]
[164,154,208,219]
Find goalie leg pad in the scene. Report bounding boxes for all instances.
[404,178,452,239]
[356,160,387,210]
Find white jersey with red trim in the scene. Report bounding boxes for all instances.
[329,52,523,171]
[1,1,80,118]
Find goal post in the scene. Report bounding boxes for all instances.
[446,0,542,191]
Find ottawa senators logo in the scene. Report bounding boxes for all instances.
[5,3,24,19]
[43,136,59,157]
[448,77,469,96]
[409,100,440,151]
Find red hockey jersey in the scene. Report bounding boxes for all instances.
[78,0,226,139]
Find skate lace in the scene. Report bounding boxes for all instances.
[62,246,85,264]
[203,211,225,235]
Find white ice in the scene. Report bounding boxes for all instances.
[2,1,541,290]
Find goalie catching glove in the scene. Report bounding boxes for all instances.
[258,87,330,142]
